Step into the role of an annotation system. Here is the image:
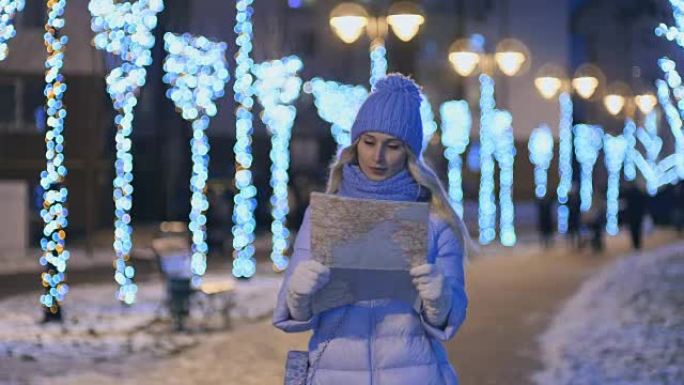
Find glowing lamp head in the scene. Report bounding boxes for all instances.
[534,76,563,99]
[572,76,599,99]
[635,93,657,115]
[387,2,424,42]
[495,51,526,76]
[603,94,626,116]
[448,51,480,76]
[330,3,369,44]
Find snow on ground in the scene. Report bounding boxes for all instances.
[532,241,684,385]
[0,270,282,384]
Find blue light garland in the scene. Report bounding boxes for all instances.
[369,42,387,88]
[623,119,637,181]
[162,32,229,286]
[603,134,627,235]
[573,124,603,212]
[492,109,516,246]
[252,56,303,272]
[420,93,438,153]
[308,77,368,149]
[528,124,554,199]
[637,112,663,195]
[0,0,24,61]
[656,62,684,181]
[39,0,69,319]
[478,74,496,245]
[89,0,164,304]
[440,100,471,217]
[231,0,257,278]
[556,92,573,234]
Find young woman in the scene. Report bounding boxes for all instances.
[273,73,470,385]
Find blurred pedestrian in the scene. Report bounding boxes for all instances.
[567,182,582,249]
[537,194,555,248]
[623,181,647,250]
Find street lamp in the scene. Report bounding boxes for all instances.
[534,62,603,234]
[329,1,425,87]
[448,35,529,246]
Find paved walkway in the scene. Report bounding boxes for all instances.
[5,229,681,385]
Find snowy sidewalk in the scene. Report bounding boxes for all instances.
[532,241,684,385]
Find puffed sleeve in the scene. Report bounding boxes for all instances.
[420,218,468,341]
[272,206,320,332]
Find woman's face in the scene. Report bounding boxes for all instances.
[356,132,408,181]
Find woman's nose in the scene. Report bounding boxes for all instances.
[373,146,385,164]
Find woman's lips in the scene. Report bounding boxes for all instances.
[370,167,386,174]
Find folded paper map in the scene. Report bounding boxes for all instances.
[309,192,429,314]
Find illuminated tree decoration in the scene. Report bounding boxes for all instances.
[478,74,497,245]
[573,124,603,212]
[251,56,303,271]
[89,0,164,304]
[556,92,573,233]
[369,42,387,88]
[439,100,471,217]
[162,32,229,286]
[492,109,516,246]
[603,134,627,236]
[231,0,257,278]
[636,112,663,195]
[528,124,554,199]
[420,94,438,152]
[622,119,637,181]
[39,0,69,322]
[0,0,24,60]
[308,78,368,149]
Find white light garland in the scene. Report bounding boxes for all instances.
[251,56,303,272]
[478,74,497,245]
[528,124,554,199]
[440,100,471,217]
[556,92,573,233]
[492,109,516,246]
[0,0,24,60]
[369,42,387,88]
[89,0,164,304]
[603,134,627,236]
[162,32,230,286]
[231,0,257,278]
[39,0,69,320]
[308,77,368,149]
[573,124,603,212]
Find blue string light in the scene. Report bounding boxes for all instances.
[656,64,684,181]
[39,0,69,318]
[252,56,303,272]
[420,94,438,152]
[0,0,24,61]
[369,42,387,88]
[573,124,603,212]
[556,92,573,234]
[528,124,554,199]
[307,78,368,149]
[623,119,637,181]
[89,0,164,304]
[637,112,663,195]
[440,100,471,217]
[478,74,497,245]
[162,32,230,287]
[231,0,257,278]
[603,134,627,236]
[492,109,516,246]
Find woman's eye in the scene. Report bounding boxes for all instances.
[363,140,375,146]
[387,144,400,149]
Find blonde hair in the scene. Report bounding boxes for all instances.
[325,139,475,260]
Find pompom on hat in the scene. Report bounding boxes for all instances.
[351,73,423,155]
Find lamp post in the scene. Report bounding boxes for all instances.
[534,63,603,234]
[448,35,529,246]
[329,1,425,87]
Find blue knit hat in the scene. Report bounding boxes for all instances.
[351,73,423,155]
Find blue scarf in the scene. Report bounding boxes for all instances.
[338,164,428,202]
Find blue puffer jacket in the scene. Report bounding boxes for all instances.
[273,206,468,385]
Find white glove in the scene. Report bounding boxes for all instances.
[410,264,453,327]
[286,260,331,321]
